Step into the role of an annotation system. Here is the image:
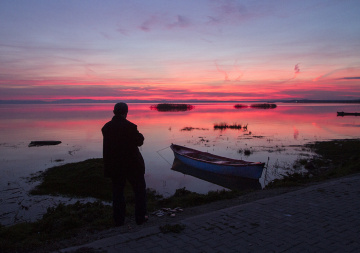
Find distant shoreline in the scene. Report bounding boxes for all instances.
[1,99,360,105]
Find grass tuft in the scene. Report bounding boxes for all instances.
[214,123,243,130]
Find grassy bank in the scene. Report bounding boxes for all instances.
[267,139,360,187]
[0,201,113,252]
[29,158,113,201]
[0,159,241,252]
[28,159,239,211]
[1,139,359,252]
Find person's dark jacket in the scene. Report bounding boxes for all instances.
[101,115,145,178]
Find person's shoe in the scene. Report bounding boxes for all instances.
[136,215,148,225]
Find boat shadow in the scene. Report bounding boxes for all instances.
[171,158,262,191]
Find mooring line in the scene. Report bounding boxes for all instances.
[156,146,172,165]
[263,157,270,186]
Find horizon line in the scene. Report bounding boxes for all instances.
[1,99,360,105]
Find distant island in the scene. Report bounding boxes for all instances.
[150,103,194,112]
[234,104,248,109]
[250,103,277,109]
[234,103,277,109]
[283,99,360,104]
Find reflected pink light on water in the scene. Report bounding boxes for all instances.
[1,103,359,140]
[1,102,359,227]
[0,102,359,196]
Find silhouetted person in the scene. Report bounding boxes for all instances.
[102,102,147,226]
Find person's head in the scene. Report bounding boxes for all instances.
[113,102,128,117]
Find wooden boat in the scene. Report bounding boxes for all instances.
[337,112,360,116]
[28,141,62,147]
[170,144,265,179]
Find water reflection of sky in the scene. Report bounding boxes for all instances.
[1,103,360,197]
[1,102,360,225]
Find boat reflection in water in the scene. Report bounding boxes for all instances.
[171,158,261,191]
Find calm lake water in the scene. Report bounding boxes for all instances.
[1,102,360,225]
[1,102,359,194]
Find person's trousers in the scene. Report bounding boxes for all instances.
[111,173,147,226]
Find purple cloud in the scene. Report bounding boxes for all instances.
[208,0,270,25]
[167,15,191,29]
[337,77,360,80]
[116,27,129,36]
[206,16,220,24]
[215,0,248,17]
[139,16,159,31]
[139,14,191,32]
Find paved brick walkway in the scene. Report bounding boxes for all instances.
[58,174,360,253]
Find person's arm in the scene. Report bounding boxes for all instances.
[134,129,144,146]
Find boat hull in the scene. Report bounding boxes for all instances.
[172,158,262,190]
[171,144,265,180]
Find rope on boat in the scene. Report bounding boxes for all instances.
[156,146,172,166]
[263,157,270,186]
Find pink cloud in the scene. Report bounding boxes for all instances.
[294,63,300,74]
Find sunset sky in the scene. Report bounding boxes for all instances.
[1,0,360,102]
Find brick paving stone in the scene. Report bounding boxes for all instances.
[174,238,194,248]
[57,174,360,253]
[138,238,156,248]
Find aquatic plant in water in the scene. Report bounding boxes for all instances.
[180,127,209,131]
[238,149,252,156]
[214,123,243,130]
